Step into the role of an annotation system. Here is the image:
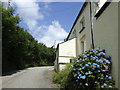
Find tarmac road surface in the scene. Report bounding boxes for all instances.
[2,66,54,88]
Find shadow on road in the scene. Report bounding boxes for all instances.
[2,68,28,76]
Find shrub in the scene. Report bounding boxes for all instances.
[66,48,115,89]
[53,64,73,87]
[54,48,115,89]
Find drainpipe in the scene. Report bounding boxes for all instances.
[89,1,95,49]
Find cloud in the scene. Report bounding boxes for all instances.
[34,21,68,47]
[13,0,44,30]
[12,0,68,47]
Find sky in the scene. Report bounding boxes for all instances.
[5,0,84,47]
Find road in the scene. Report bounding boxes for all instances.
[2,66,54,88]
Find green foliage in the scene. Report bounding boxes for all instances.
[54,48,115,89]
[53,64,73,87]
[2,6,56,73]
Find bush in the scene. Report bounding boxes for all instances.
[54,48,115,89]
[53,64,73,87]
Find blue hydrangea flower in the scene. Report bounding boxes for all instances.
[92,67,95,70]
[90,56,93,58]
[73,69,76,71]
[76,80,78,82]
[82,67,85,70]
[88,71,92,74]
[92,57,95,60]
[105,60,110,64]
[106,75,108,77]
[109,86,112,88]
[91,49,97,53]
[77,72,81,75]
[96,59,99,62]
[80,75,86,79]
[87,54,89,56]
[93,63,97,66]
[94,70,98,73]
[85,71,92,75]
[97,70,100,72]
[85,72,89,75]
[97,53,101,56]
[79,58,82,61]
[108,76,112,79]
[78,74,82,77]
[85,64,89,67]
[102,70,105,72]
[107,61,111,64]
[70,65,74,68]
[102,52,106,56]
[99,49,105,52]
[101,85,104,88]
[93,56,98,60]
[78,68,81,70]
[76,59,79,61]
[98,52,106,56]
[77,76,80,79]
[106,56,111,59]
[95,56,98,59]
[102,69,109,72]
[85,83,88,86]
[84,55,87,58]
[91,49,96,52]
[80,83,82,85]
[97,65,100,68]
[88,62,91,65]
[99,59,103,63]
[103,83,107,86]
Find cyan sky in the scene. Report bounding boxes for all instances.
[13,1,84,47]
[19,2,84,32]
[38,2,84,32]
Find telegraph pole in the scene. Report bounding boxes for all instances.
[6,0,10,9]
[53,40,56,48]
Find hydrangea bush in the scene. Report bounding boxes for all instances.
[67,48,115,88]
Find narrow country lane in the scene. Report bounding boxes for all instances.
[2,66,54,88]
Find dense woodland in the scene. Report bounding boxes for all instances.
[1,3,56,73]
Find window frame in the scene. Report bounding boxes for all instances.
[73,29,77,38]
[79,17,85,33]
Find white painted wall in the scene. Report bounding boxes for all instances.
[93,2,119,88]
[55,2,119,88]
[59,38,76,57]
[55,38,76,71]
[59,64,66,71]
[68,3,92,55]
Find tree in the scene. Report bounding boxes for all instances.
[2,5,56,73]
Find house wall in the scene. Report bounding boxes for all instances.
[55,2,119,88]
[93,2,119,88]
[76,3,92,55]
[57,38,76,71]
[68,3,92,56]
[59,38,76,58]
[118,2,120,89]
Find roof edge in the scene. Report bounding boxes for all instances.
[66,2,88,41]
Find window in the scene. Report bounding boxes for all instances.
[73,29,76,38]
[94,0,107,14]
[80,35,86,53]
[94,0,100,13]
[81,41,85,53]
[94,1,110,19]
[80,17,85,30]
